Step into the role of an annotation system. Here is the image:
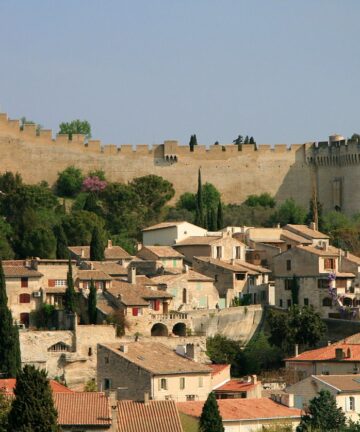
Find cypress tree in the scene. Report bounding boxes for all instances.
[189,134,198,152]
[0,260,21,378]
[7,365,59,432]
[90,226,105,261]
[195,168,204,227]
[244,135,249,144]
[210,207,217,231]
[84,192,98,213]
[64,259,76,313]
[88,279,97,324]
[53,224,68,259]
[217,201,224,230]
[199,392,224,432]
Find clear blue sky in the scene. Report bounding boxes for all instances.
[0,1,359,145]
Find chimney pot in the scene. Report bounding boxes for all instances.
[129,267,136,284]
[251,374,257,384]
[309,222,316,230]
[295,344,299,357]
[144,392,150,405]
[107,239,112,249]
[119,344,128,353]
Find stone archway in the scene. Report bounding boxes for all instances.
[151,323,168,337]
[172,322,187,337]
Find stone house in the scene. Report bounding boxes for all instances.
[81,261,128,278]
[177,397,301,431]
[97,341,212,402]
[286,374,360,422]
[69,240,132,266]
[193,257,271,308]
[149,269,218,311]
[3,262,43,327]
[173,232,246,264]
[273,244,356,316]
[76,270,113,293]
[214,375,262,400]
[137,245,184,272]
[142,221,207,246]
[285,341,360,378]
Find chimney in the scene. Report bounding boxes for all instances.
[345,250,350,258]
[107,239,112,249]
[277,223,280,228]
[250,375,257,385]
[136,242,142,252]
[335,348,344,360]
[295,344,299,357]
[81,248,85,258]
[231,258,235,265]
[309,222,316,231]
[144,392,150,405]
[184,264,189,274]
[119,344,128,353]
[129,267,136,284]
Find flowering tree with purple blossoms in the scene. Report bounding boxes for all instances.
[82,176,107,193]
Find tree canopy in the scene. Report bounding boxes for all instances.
[58,119,91,140]
[199,392,224,432]
[56,166,84,197]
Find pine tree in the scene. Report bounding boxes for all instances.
[189,134,198,152]
[53,224,68,259]
[199,392,224,432]
[194,168,204,227]
[0,260,21,378]
[244,135,249,144]
[88,279,97,324]
[64,259,76,313]
[90,226,105,261]
[7,365,59,432]
[249,136,255,144]
[217,201,224,230]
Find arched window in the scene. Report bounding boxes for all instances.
[48,342,71,352]
[322,297,332,307]
[19,293,30,303]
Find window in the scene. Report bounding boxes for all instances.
[279,299,283,308]
[19,293,30,303]
[322,297,332,307]
[287,244,291,250]
[186,395,196,401]
[287,299,292,308]
[104,378,111,391]
[55,279,66,287]
[88,347,92,356]
[132,307,143,316]
[318,279,328,289]
[105,356,109,364]
[160,378,167,390]
[284,279,292,290]
[48,342,70,352]
[349,397,355,411]
[324,258,335,270]
[235,247,241,259]
[260,291,266,301]
[214,275,218,282]
[173,259,177,268]
[216,246,222,259]
[286,260,292,271]
[235,273,245,281]
[196,283,202,291]
[21,277,28,288]
[336,279,346,289]
[304,298,309,306]
[96,281,104,290]
[20,313,29,327]
[180,377,185,390]
[198,376,203,388]
[83,281,89,289]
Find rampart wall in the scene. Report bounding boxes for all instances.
[1,112,359,213]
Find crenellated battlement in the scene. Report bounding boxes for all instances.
[306,139,360,167]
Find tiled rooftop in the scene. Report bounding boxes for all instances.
[285,224,330,240]
[142,221,185,232]
[139,246,184,258]
[107,280,172,306]
[0,379,73,395]
[3,266,43,278]
[286,343,360,362]
[313,374,360,392]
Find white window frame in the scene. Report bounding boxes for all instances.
[55,279,67,287]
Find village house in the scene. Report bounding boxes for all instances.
[273,244,357,316]
[149,269,219,310]
[214,375,262,400]
[136,245,184,272]
[193,257,271,308]
[81,261,128,278]
[142,221,207,246]
[69,240,133,266]
[177,397,302,431]
[173,231,246,264]
[286,374,360,422]
[76,270,113,294]
[285,340,360,378]
[97,341,212,402]
[3,261,43,327]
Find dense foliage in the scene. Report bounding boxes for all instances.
[58,119,91,140]
[199,392,224,432]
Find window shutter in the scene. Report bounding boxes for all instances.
[48,279,55,287]
[132,308,138,317]
[155,300,160,311]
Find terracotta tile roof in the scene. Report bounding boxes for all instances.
[194,257,268,275]
[177,397,301,421]
[96,296,118,315]
[286,342,360,362]
[209,364,230,376]
[87,261,128,276]
[280,230,312,244]
[343,252,360,265]
[0,379,73,395]
[313,374,360,392]
[54,392,111,427]
[285,224,330,240]
[102,342,212,375]
[174,236,222,246]
[296,244,340,257]
[117,400,183,432]
[3,266,43,278]
[150,270,213,285]
[139,246,184,259]
[69,246,90,259]
[215,379,259,393]
[77,270,112,281]
[69,245,131,260]
[142,221,186,232]
[2,260,26,266]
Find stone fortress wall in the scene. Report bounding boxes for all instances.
[0,112,358,213]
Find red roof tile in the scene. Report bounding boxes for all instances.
[216,380,259,393]
[209,364,230,376]
[177,398,301,421]
[286,343,360,362]
[54,392,111,427]
[0,379,73,395]
[117,400,183,432]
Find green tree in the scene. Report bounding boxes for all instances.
[189,134,198,152]
[21,225,57,258]
[269,198,307,226]
[203,182,221,213]
[20,117,42,135]
[296,390,346,432]
[0,260,21,378]
[249,136,256,145]
[217,201,224,230]
[90,226,105,261]
[0,219,14,259]
[53,224,69,259]
[7,365,59,432]
[245,193,276,208]
[233,135,243,145]
[83,192,100,213]
[0,171,22,194]
[206,335,241,375]
[62,210,106,246]
[59,119,91,140]
[64,259,76,313]
[0,392,10,432]
[199,392,224,432]
[195,169,205,227]
[88,279,97,324]
[176,192,197,212]
[56,166,84,197]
